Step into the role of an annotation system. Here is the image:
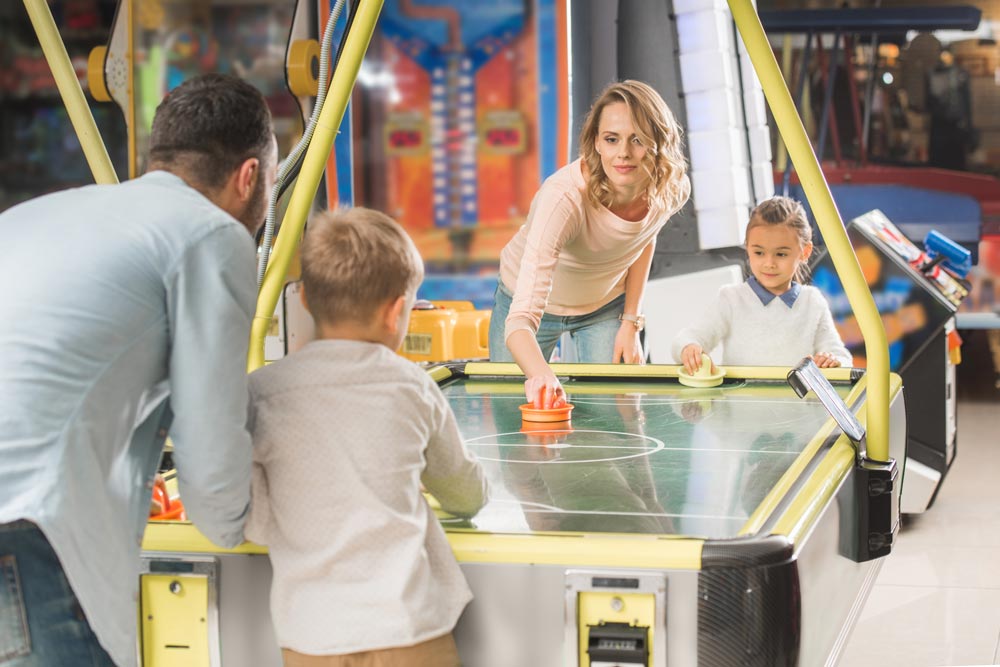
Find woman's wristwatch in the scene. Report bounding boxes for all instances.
[619,313,645,332]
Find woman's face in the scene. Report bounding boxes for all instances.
[594,101,649,196]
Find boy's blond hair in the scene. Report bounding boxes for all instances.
[301,207,424,324]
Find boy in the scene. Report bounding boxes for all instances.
[245,207,489,666]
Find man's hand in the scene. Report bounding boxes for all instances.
[150,475,168,517]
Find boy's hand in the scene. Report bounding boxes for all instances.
[680,344,705,375]
[525,375,565,409]
[812,353,841,368]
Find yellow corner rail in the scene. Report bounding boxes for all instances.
[247,0,385,372]
[728,0,890,462]
[24,0,118,185]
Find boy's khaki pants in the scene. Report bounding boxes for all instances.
[281,633,461,667]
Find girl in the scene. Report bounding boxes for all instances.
[673,196,852,373]
[490,80,691,408]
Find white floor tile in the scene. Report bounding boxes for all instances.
[875,542,1000,589]
[842,399,1000,666]
[839,585,1000,666]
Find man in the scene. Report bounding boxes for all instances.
[0,74,277,666]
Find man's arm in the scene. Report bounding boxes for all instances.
[165,225,256,548]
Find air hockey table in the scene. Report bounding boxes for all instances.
[140,362,904,667]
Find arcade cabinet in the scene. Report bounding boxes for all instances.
[811,209,969,513]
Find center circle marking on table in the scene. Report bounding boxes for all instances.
[464,429,665,464]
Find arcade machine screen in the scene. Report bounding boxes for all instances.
[111,0,306,177]
[340,0,568,309]
[811,210,968,371]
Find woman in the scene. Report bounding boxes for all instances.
[489,80,690,407]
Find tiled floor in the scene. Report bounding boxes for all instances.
[840,399,1000,666]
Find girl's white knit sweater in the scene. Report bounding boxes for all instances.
[671,281,853,367]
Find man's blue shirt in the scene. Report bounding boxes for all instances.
[0,171,256,666]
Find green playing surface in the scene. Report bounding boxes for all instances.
[439,376,854,539]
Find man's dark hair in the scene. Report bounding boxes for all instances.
[148,74,273,190]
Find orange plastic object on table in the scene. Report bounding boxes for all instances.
[519,402,574,423]
[149,477,186,521]
[520,419,573,433]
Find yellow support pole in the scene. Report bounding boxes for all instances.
[727,0,890,462]
[247,0,384,372]
[23,0,118,185]
[774,34,792,172]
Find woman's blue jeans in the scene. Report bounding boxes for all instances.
[488,281,625,363]
[0,521,115,666]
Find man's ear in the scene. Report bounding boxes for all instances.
[384,296,406,334]
[235,157,259,202]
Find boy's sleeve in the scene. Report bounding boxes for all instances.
[421,379,489,519]
[812,291,854,366]
[243,383,271,546]
[670,288,733,362]
[244,461,271,546]
[165,224,256,549]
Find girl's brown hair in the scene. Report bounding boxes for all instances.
[747,196,813,282]
[578,80,690,214]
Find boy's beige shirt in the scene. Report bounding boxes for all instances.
[245,339,488,655]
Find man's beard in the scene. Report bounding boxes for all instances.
[237,172,268,236]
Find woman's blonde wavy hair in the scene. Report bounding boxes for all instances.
[579,80,689,214]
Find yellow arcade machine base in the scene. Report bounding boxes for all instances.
[139,558,218,667]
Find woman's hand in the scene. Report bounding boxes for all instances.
[812,352,841,368]
[680,344,705,375]
[525,374,566,409]
[613,322,645,364]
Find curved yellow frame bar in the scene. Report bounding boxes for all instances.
[24,0,118,185]
[247,0,385,372]
[727,0,890,463]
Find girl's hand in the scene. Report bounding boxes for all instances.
[613,323,645,364]
[525,374,566,409]
[680,344,705,375]
[812,352,841,368]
